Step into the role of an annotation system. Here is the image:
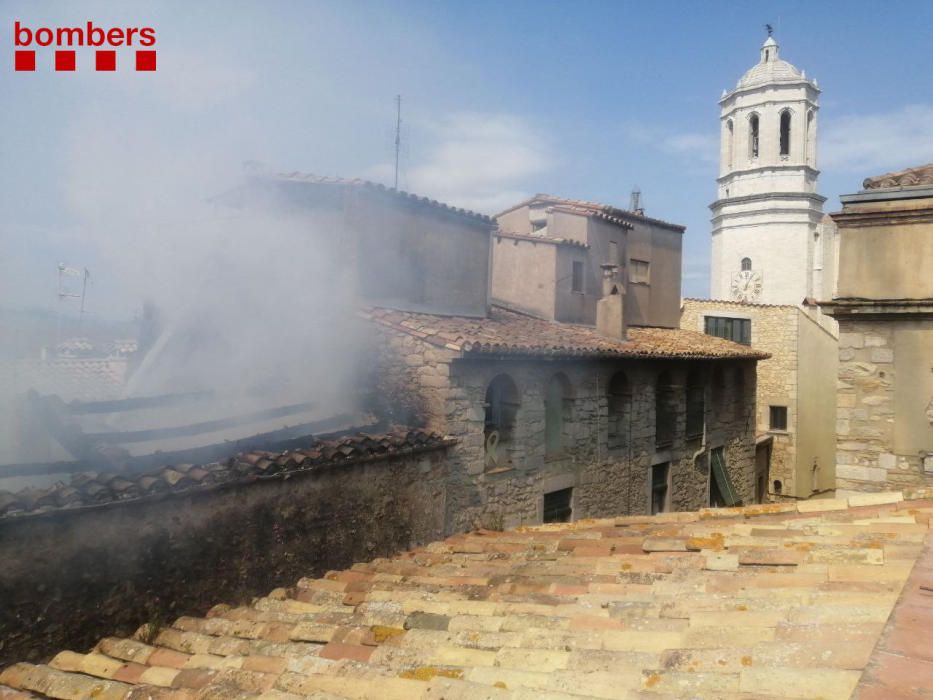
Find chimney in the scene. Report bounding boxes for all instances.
[596,263,626,341]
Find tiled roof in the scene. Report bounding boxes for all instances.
[546,204,634,230]
[0,429,451,520]
[3,490,931,699]
[496,194,686,232]
[0,358,128,402]
[364,306,769,360]
[682,297,800,310]
[493,231,589,250]
[267,173,495,226]
[863,163,933,190]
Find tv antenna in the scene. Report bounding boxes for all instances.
[56,263,90,352]
[394,95,402,189]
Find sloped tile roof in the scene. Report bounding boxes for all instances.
[3,490,931,699]
[863,163,933,190]
[267,173,495,226]
[0,428,452,520]
[0,358,128,402]
[496,194,686,232]
[364,306,769,360]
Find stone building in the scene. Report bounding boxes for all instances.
[494,194,685,329]
[686,34,840,501]
[226,174,768,531]
[681,298,837,498]
[368,306,767,533]
[822,164,933,491]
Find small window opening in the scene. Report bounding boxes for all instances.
[685,370,705,440]
[543,487,573,523]
[769,405,788,432]
[811,462,820,492]
[780,111,791,157]
[741,257,752,272]
[571,261,584,293]
[651,463,670,515]
[773,479,783,495]
[749,114,760,159]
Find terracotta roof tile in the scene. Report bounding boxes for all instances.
[863,163,933,190]
[3,491,932,699]
[364,305,769,361]
[0,428,452,520]
[267,172,495,225]
[496,194,686,232]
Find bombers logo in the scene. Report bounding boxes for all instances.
[13,21,157,71]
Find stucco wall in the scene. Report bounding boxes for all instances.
[796,311,838,492]
[352,191,492,317]
[491,236,557,320]
[834,198,933,300]
[0,447,450,667]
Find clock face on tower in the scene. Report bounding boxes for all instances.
[731,270,763,302]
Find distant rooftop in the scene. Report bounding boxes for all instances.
[862,163,933,190]
[3,489,931,698]
[496,194,686,232]
[264,172,495,226]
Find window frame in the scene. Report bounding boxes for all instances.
[571,260,584,294]
[543,487,573,523]
[704,315,751,345]
[769,405,788,432]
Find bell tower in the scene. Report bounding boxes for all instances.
[710,35,827,305]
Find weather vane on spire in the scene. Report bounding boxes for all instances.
[765,23,774,37]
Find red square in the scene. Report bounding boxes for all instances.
[15,50,35,71]
[55,50,76,72]
[135,50,156,71]
[95,50,116,71]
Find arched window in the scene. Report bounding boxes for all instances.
[712,367,725,423]
[725,119,734,169]
[741,257,752,272]
[655,371,675,447]
[484,374,520,469]
[545,373,573,457]
[749,114,760,159]
[806,110,815,165]
[780,110,791,157]
[685,369,705,439]
[607,371,631,450]
[733,366,746,424]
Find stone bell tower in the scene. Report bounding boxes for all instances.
[710,35,829,306]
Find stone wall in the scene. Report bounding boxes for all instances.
[835,318,933,491]
[373,329,759,533]
[0,446,449,667]
[681,300,801,495]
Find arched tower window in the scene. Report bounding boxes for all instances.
[741,257,752,272]
[780,110,792,157]
[806,110,815,166]
[749,114,759,159]
[725,119,734,169]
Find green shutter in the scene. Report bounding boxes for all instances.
[711,449,741,507]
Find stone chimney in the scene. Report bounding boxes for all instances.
[596,264,626,341]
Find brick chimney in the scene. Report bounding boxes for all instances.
[596,263,626,341]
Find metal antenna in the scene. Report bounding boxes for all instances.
[394,95,402,190]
